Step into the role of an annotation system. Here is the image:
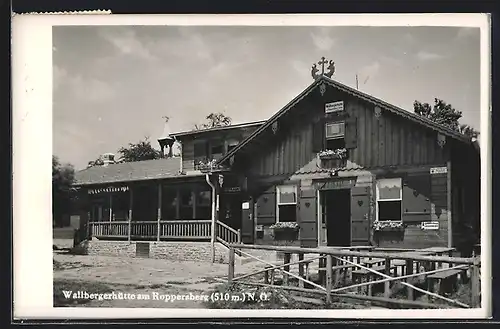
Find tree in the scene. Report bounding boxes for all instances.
[413,98,479,139]
[117,136,162,162]
[53,156,76,227]
[195,112,232,130]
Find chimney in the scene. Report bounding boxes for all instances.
[101,153,115,167]
[158,117,175,158]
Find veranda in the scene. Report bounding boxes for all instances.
[85,179,241,244]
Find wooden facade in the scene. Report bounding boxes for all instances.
[74,75,480,257]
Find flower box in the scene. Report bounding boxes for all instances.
[318,148,347,160]
[372,221,405,232]
[270,222,299,241]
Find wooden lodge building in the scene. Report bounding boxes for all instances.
[73,59,480,260]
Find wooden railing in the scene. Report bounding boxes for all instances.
[89,219,241,244]
[130,221,158,238]
[226,244,482,309]
[216,220,241,245]
[90,221,129,237]
[160,220,211,240]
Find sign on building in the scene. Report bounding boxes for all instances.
[421,221,440,230]
[430,167,447,175]
[325,101,344,113]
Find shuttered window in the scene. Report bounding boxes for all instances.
[276,185,298,223]
[376,178,403,222]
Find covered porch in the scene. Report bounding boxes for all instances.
[85,178,241,244]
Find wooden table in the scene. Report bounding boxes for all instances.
[420,247,456,257]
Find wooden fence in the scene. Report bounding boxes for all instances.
[226,244,481,309]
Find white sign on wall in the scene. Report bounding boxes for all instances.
[421,221,440,230]
[430,167,447,175]
[325,101,344,113]
[242,202,250,210]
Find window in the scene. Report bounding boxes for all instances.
[210,141,224,160]
[227,140,239,153]
[194,141,208,167]
[179,189,193,219]
[195,190,211,219]
[276,185,298,222]
[161,187,178,220]
[325,121,346,150]
[376,178,403,222]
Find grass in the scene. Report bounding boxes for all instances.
[53,279,113,307]
[204,282,370,309]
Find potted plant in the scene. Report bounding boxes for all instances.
[197,159,219,173]
[318,148,348,168]
[372,221,405,243]
[269,222,299,241]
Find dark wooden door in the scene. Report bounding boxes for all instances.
[241,198,254,244]
[299,186,318,248]
[350,186,371,246]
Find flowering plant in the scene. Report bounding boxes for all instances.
[318,148,348,159]
[372,221,405,231]
[197,159,222,171]
[269,222,299,230]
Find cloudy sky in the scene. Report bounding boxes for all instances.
[53,25,480,170]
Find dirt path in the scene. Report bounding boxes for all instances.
[53,252,262,308]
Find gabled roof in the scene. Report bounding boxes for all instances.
[217,76,473,165]
[74,157,200,186]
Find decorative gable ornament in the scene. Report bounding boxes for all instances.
[311,56,335,80]
[319,82,326,96]
[374,106,382,119]
[272,121,279,134]
[437,133,446,148]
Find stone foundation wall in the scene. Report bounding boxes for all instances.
[86,239,229,263]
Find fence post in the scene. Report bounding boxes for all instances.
[384,257,391,298]
[470,257,481,308]
[326,255,333,306]
[228,247,235,283]
[298,253,305,288]
[237,229,241,244]
[406,259,414,300]
[283,253,291,286]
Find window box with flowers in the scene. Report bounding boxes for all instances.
[372,221,406,244]
[318,148,348,168]
[269,222,299,241]
[196,159,222,173]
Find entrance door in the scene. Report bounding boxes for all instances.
[220,193,242,231]
[323,189,351,247]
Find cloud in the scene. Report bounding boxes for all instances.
[416,50,445,61]
[402,32,417,44]
[98,28,156,61]
[358,61,381,84]
[54,65,116,103]
[310,27,336,51]
[455,27,478,40]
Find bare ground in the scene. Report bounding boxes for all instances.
[53,250,264,308]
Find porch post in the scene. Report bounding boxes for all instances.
[109,194,113,222]
[128,187,133,242]
[447,160,452,248]
[157,183,162,242]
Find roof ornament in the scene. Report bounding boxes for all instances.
[311,56,335,80]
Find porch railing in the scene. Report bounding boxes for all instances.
[89,219,238,243]
[216,220,241,245]
[90,221,129,237]
[160,220,211,240]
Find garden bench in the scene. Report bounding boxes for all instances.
[427,269,463,295]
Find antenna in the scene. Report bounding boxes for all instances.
[355,74,359,90]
